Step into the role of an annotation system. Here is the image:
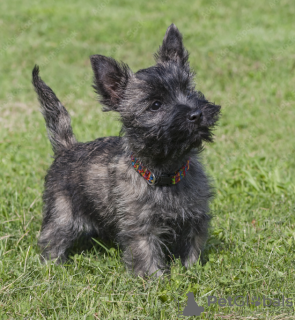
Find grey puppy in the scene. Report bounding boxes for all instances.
[32,24,221,277]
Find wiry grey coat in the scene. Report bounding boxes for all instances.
[32,24,221,277]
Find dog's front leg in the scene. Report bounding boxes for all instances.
[121,233,167,277]
[178,224,208,268]
[182,234,206,268]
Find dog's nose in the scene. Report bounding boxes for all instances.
[188,110,202,123]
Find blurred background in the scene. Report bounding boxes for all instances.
[1,0,295,318]
[1,0,294,175]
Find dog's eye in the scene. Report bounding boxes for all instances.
[150,101,162,111]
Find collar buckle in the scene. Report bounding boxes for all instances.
[146,172,157,185]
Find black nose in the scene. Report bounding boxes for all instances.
[188,110,202,123]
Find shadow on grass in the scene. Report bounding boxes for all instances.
[201,229,228,266]
[68,234,119,258]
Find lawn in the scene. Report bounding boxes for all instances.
[0,0,295,319]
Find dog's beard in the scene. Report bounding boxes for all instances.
[123,124,205,163]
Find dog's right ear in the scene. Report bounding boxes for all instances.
[154,24,189,65]
[90,55,131,111]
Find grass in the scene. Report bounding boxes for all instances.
[1,0,295,318]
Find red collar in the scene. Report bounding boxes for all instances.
[131,155,190,186]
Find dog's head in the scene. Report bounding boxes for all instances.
[90,24,221,163]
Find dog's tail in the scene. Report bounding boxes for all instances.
[32,65,77,155]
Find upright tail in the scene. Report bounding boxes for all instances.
[32,65,77,155]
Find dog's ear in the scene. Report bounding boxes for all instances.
[90,55,131,111]
[155,24,188,65]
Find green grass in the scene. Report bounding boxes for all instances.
[1,0,295,318]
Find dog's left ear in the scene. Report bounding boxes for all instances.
[90,54,131,111]
[155,24,188,65]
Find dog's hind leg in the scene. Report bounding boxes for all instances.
[38,194,81,263]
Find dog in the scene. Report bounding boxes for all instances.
[32,24,221,277]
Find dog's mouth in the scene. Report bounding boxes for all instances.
[194,125,214,144]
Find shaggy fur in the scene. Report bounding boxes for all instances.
[32,24,221,277]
